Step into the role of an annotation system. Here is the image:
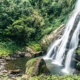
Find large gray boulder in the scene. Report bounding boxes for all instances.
[25,58,50,77]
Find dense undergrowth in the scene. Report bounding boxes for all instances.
[0,41,22,57]
[27,74,80,80]
[0,0,76,56]
[1,74,80,80]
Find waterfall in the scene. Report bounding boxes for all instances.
[43,0,80,74]
[62,49,75,74]
[43,38,62,60]
[62,21,80,73]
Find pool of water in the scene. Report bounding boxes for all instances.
[5,57,30,74]
[5,57,76,75]
[45,60,67,75]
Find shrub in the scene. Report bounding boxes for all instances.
[29,42,42,52]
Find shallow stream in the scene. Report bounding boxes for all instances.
[5,57,30,74]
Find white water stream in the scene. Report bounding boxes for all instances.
[62,21,80,73]
[43,0,80,74]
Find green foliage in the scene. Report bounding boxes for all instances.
[26,58,37,67]
[0,41,22,57]
[0,0,76,55]
[77,62,80,66]
[27,66,34,75]
[42,27,53,35]
[76,45,80,55]
[1,74,80,80]
[29,42,42,52]
[27,74,80,80]
[25,58,38,75]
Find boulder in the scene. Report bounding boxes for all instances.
[25,47,42,57]
[25,57,50,77]
[0,72,3,76]
[5,56,12,61]
[0,59,6,63]
[15,51,25,57]
[9,69,20,74]
[15,50,33,58]
[25,52,32,57]
[22,74,29,79]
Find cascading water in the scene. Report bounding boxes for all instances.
[43,39,62,60]
[62,21,80,73]
[62,49,75,74]
[43,0,80,74]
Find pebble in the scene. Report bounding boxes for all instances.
[0,72,3,76]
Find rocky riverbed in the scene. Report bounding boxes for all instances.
[0,59,7,76]
[0,58,28,79]
[0,57,51,80]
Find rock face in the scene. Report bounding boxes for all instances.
[25,58,50,77]
[25,47,42,57]
[13,50,32,58]
[41,24,65,50]
[15,47,42,58]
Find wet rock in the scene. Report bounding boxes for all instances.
[18,52,25,57]
[25,52,32,57]
[0,77,3,80]
[14,47,42,58]
[0,72,3,76]
[15,54,20,58]
[22,74,29,79]
[33,51,43,57]
[25,57,50,77]
[8,74,16,78]
[0,65,5,71]
[1,70,8,73]
[9,69,20,74]
[5,56,12,61]
[15,51,25,57]
[26,47,42,57]
[75,54,80,61]
[26,47,35,56]
[0,59,6,63]
[72,68,80,75]
[8,77,17,80]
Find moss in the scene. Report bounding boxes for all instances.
[26,74,80,80]
[77,62,80,66]
[76,47,80,55]
[27,66,34,75]
[26,58,37,67]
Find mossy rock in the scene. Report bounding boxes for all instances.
[25,47,43,57]
[25,58,50,76]
[26,58,37,67]
[41,24,65,51]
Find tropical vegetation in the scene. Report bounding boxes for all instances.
[0,0,76,56]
